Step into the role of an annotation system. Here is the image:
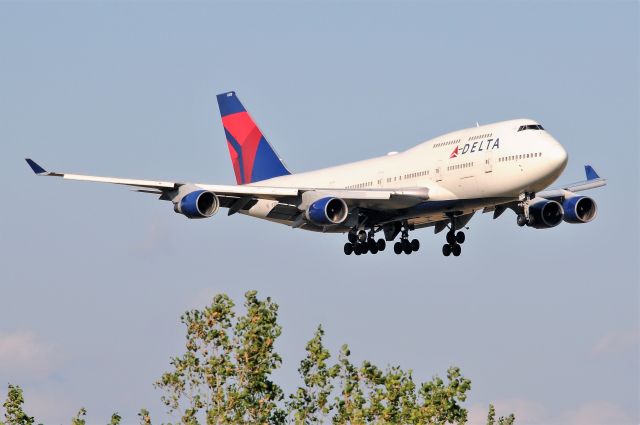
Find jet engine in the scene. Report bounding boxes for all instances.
[528,199,564,229]
[174,190,219,219]
[563,195,597,223]
[305,197,348,225]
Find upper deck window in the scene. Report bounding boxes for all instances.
[518,124,544,132]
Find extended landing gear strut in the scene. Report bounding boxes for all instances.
[516,192,535,227]
[343,228,386,256]
[393,221,420,255]
[442,215,465,257]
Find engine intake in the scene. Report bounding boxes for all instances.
[174,190,219,219]
[528,199,564,229]
[305,197,348,225]
[563,196,597,223]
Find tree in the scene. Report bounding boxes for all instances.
[138,409,152,425]
[0,385,33,425]
[156,290,508,424]
[332,344,368,424]
[109,412,122,425]
[487,403,516,425]
[1,291,516,424]
[416,366,471,424]
[156,291,284,424]
[288,326,335,424]
[71,408,86,425]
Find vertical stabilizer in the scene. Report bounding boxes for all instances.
[216,92,291,184]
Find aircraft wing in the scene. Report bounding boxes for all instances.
[537,164,607,199]
[25,159,429,214]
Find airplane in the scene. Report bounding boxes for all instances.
[26,91,606,257]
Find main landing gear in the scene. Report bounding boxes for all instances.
[343,222,420,256]
[343,229,386,256]
[393,223,420,255]
[516,192,535,227]
[442,215,465,257]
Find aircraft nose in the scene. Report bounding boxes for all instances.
[550,139,568,173]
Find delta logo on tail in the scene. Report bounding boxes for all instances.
[216,92,290,185]
[450,138,500,159]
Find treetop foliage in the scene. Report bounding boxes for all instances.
[1,291,515,424]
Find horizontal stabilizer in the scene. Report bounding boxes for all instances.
[538,163,606,199]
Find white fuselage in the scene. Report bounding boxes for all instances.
[243,118,569,229]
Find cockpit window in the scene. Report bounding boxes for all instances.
[517,124,544,132]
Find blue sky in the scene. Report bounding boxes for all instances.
[1,1,638,424]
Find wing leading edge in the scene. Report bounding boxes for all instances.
[24,159,430,215]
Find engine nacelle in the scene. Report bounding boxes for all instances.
[528,199,564,229]
[305,197,348,225]
[174,190,219,219]
[563,196,597,223]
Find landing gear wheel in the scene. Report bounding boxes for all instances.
[456,231,465,244]
[442,244,452,256]
[354,244,362,255]
[401,239,412,253]
[517,214,527,227]
[368,238,377,252]
[360,243,369,254]
[446,232,456,245]
[394,242,403,255]
[344,243,353,255]
[452,243,462,256]
[410,239,420,252]
[348,232,357,243]
[376,239,386,251]
[357,230,367,243]
[370,246,379,255]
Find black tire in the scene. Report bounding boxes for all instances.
[446,232,456,245]
[361,243,369,254]
[403,244,412,255]
[517,214,527,227]
[442,244,451,256]
[348,232,357,243]
[377,238,386,251]
[394,242,403,255]
[368,239,377,251]
[357,230,367,242]
[370,246,378,255]
[456,232,465,244]
[354,245,361,255]
[411,239,420,251]
[344,243,353,255]
[452,243,461,256]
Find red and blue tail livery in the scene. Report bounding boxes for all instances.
[216,91,290,185]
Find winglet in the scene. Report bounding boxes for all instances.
[585,165,600,181]
[25,158,48,175]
